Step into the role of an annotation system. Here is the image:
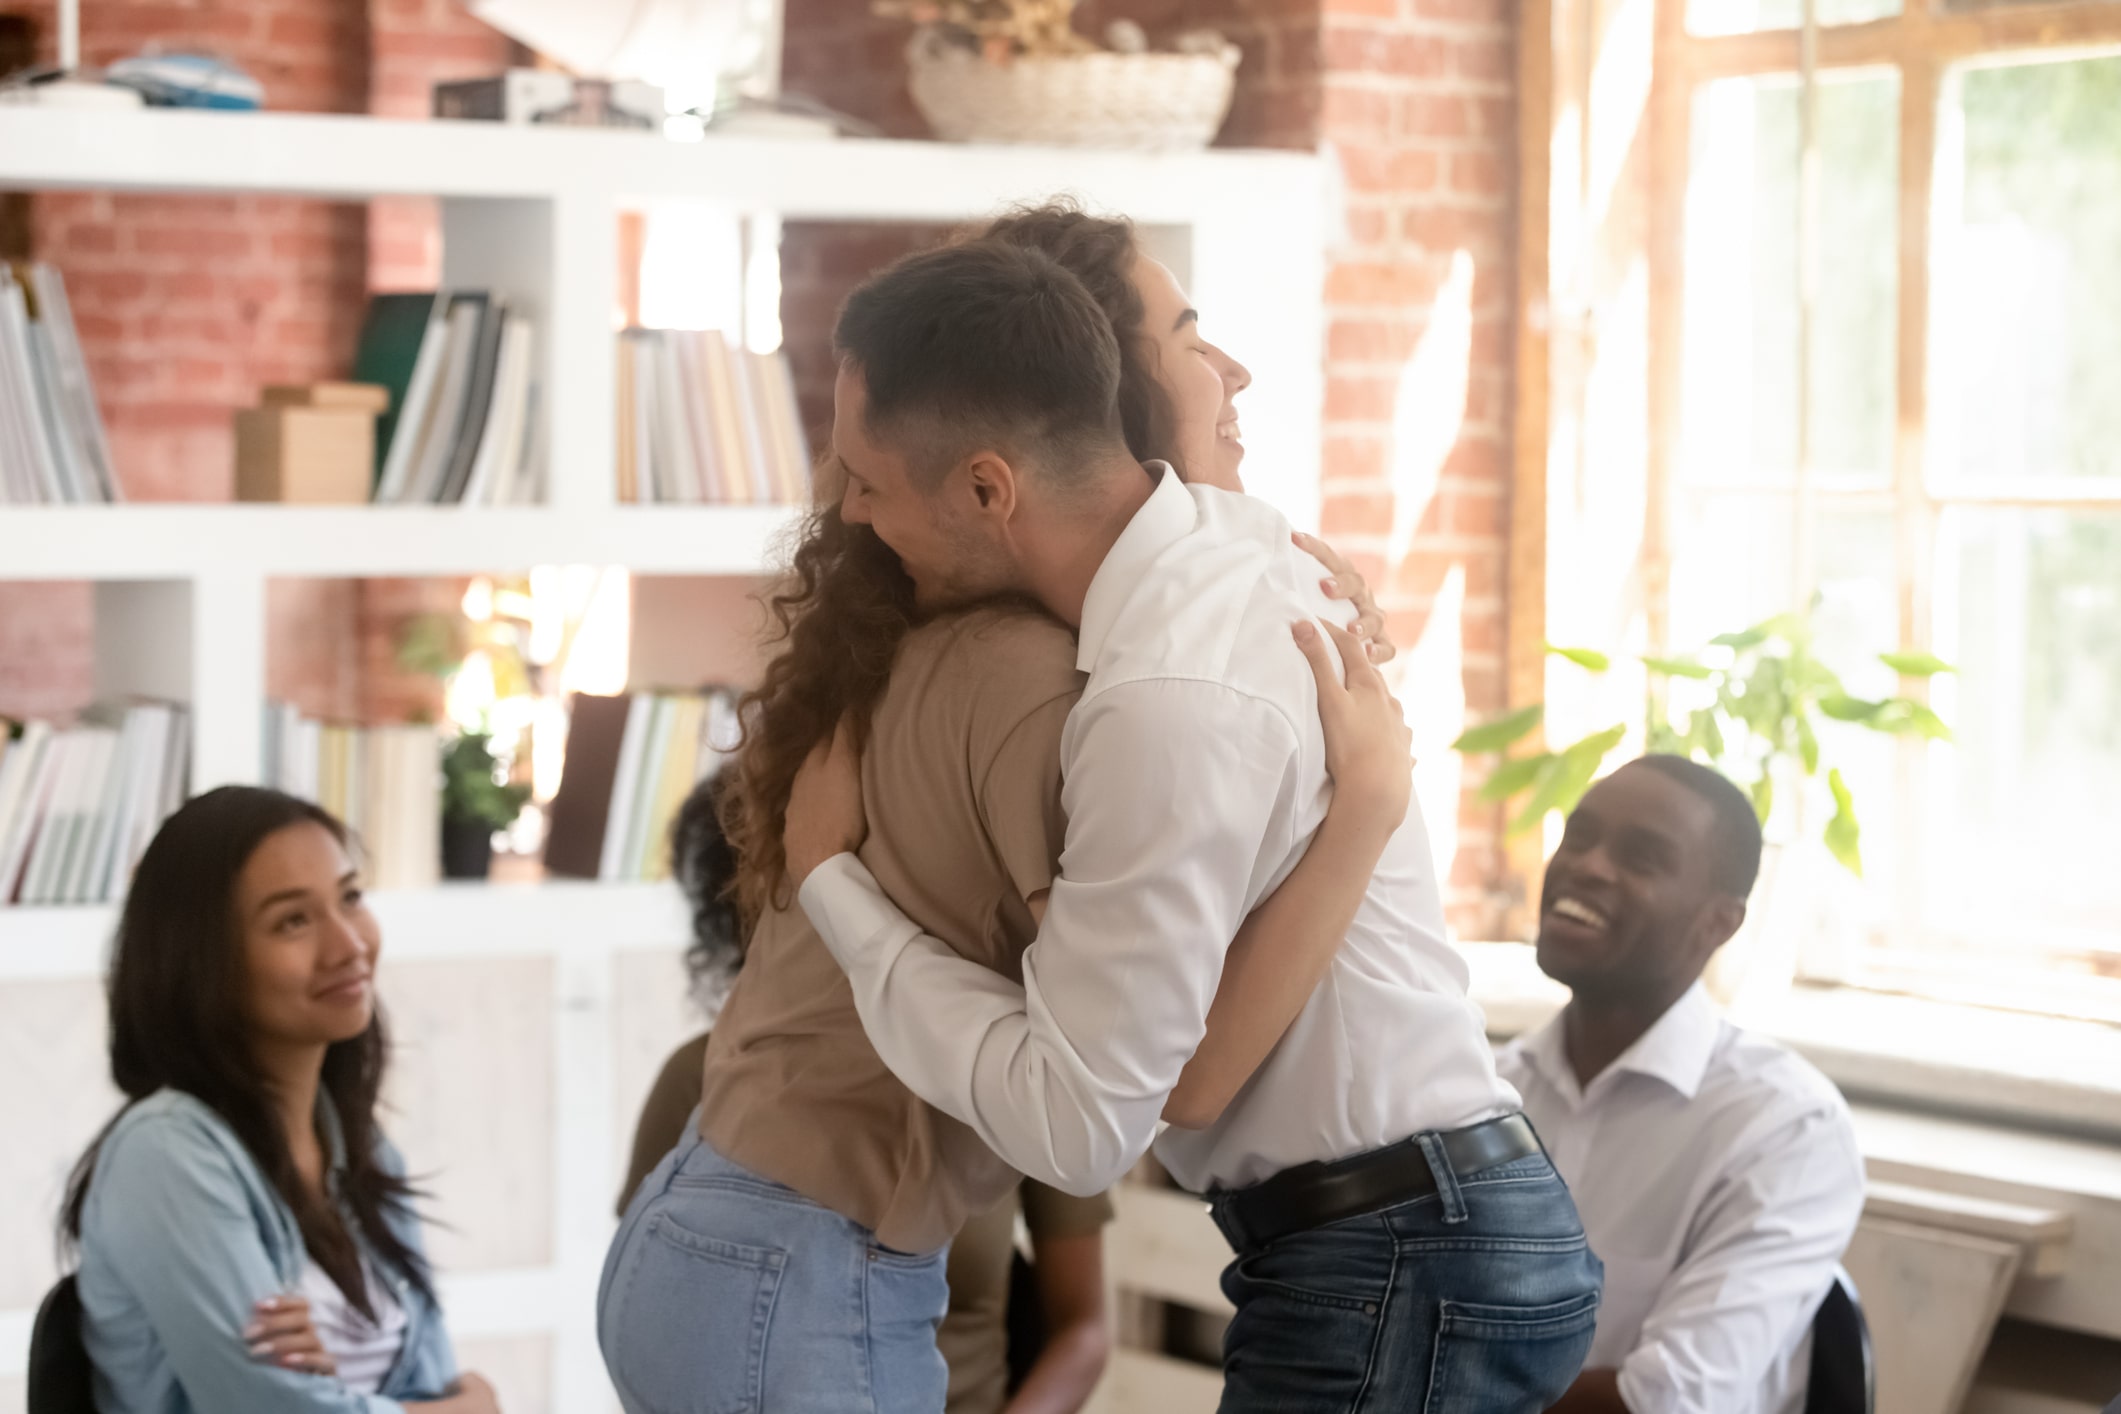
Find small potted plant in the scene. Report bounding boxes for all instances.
[1453,612,1955,1001]
[440,729,530,880]
[873,0,1239,149]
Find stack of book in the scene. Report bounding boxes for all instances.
[0,704,191,907]
[0,262,120,505]
[262,704,441,889]
[544,687,740,881]
[616,330,810,505]
[356,291,540,507]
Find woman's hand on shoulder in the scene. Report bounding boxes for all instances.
[1292,530,1396,665]
[1291,616,1413,839]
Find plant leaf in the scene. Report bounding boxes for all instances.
[1511,725,1626,834]
[1796,713,1820,775]
[1452,704,1544,755]
[1749,771,1775,824]
[1642,655,1714,680]
[1818,693,1884,724]
[1823,767,1863,877]
[1875,699,1953,740]
[1477,753,1553,802]
[1547,644,1612,673]
[1880,650,1956,678]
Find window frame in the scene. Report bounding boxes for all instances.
[1512,0,2121,1015]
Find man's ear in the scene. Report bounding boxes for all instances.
[961,450,1020,520]
[1694,894,1748,965]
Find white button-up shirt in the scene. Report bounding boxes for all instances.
[801,465,1517,1196]
[1497,984,1865,1414]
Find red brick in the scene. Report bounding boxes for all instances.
[1322,85,1396,136]
[1328,315,1424,363]
[1400,92,1472,138]
[1322,26,1449,77]
[132,225,254,261]
[1339,147,1442,194]
[1450,151,1509,196]
[1325,260,1437,307]
[1324,373,1401,423]
[1455,37,1515,83]
[1442,484,1508,535]
[1322,490,1396,534]
[1322,433,1392,484]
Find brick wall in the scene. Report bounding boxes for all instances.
[1316,0,1516,933]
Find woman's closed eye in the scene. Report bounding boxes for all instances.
[271,908,311,936]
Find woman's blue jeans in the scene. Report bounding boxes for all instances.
[1209,1144,1603,1413]
[599,1119,950,1414]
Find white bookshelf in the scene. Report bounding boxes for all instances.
[0,107,1327,1414]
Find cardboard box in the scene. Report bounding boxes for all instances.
[235,383,388,504]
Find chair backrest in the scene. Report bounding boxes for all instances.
[1806,1266,1875,1414]
[28,1274,97,1414]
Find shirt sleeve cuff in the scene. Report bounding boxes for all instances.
[798,852,908,967]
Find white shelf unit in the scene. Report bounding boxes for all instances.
[0,108,1327,1414]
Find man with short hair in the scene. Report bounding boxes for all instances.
[786,238,1602,1411]
[1499,756,1866,1414]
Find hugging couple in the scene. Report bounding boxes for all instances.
[598,202,1604,1414]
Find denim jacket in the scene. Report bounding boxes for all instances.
[77,1088,459,1414]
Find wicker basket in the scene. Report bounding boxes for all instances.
[906,33,1239,150]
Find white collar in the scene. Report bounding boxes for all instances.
[1075,461,1194,672]
[1521,982,1724,1105]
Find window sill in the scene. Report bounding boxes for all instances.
[1462,942,2121,1141]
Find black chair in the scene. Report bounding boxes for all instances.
[28,1274,96,1414]
[1805,1266,1874,1414]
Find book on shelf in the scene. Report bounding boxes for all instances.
[262,704,440,889]
[0,262,119,506]
[615,329,811,506]
[544,686,739,881]
[365,290,540,507]
[0,703,190,908]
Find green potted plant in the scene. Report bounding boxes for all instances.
[440,729,530,880]
[1453,611,1954,1000]
[1453,612,1952,876]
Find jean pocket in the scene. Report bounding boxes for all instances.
[1226,1234,1391,1313]
[1423,1289,1601,1414]
[604,1210,786,1414]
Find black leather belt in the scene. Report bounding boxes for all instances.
[1219,1113,1542,1250]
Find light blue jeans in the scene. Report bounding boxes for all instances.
[598,1118,950,1414]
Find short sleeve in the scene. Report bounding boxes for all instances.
[1019,1178,1116,1239]
[977,691,1076,907]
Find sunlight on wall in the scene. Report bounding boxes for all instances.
[1586,0,1656,240]
[1387,250,1475,567]
[1375,249,1475,895]
[1398,564,1467,887]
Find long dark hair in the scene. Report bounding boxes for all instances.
[723,498,917,921]
[60,786,430,1318]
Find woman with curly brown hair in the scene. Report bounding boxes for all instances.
[599,209,1413,1414]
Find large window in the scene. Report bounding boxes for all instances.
[1521,0,2121,1015]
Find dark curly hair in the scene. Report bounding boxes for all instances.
[671,770,746,979]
